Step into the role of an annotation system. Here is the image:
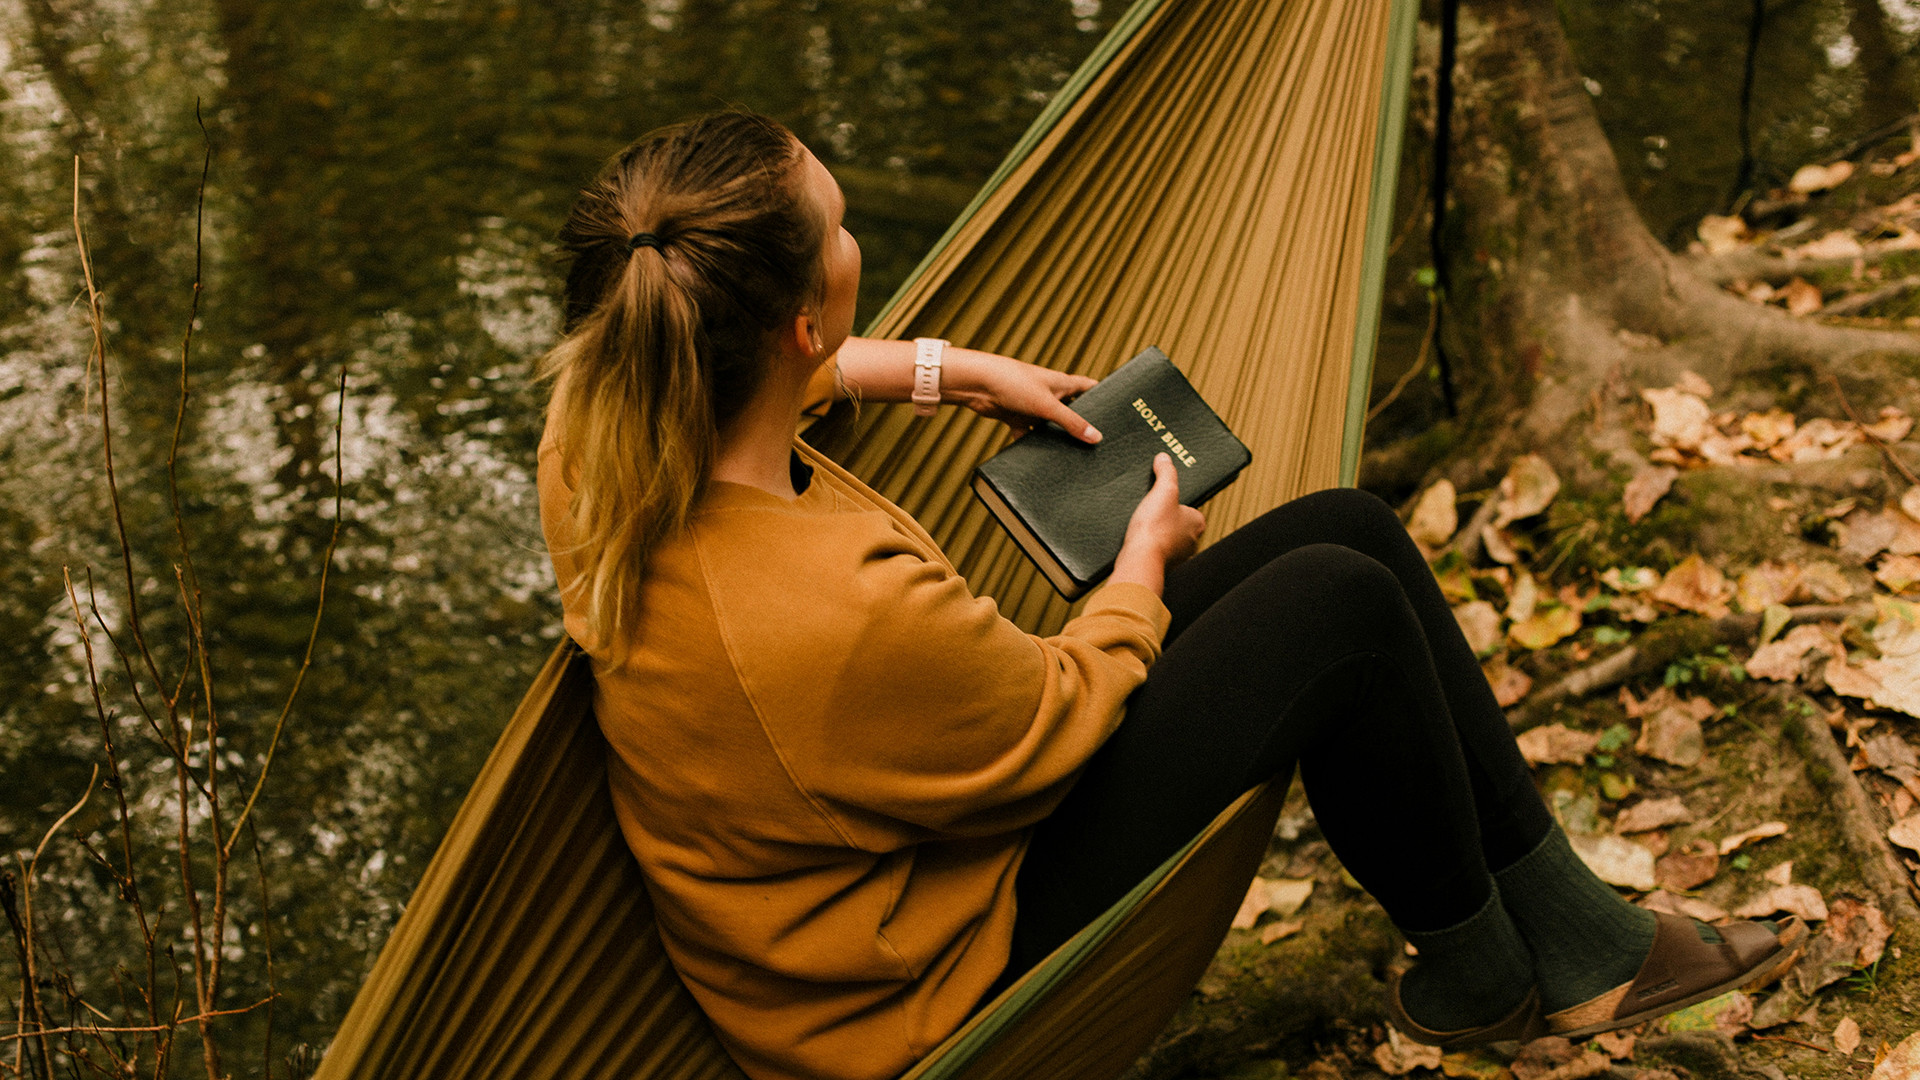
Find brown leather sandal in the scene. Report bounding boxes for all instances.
[1546,912,1809,1039]
[1385,974,1548,1048]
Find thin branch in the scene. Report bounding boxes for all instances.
[1825,372,1920,488]
[0,999,273,1045]
[1367,299,1437,423]
[225,362,347,857]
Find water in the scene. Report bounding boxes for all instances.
[0,0,1903,1068]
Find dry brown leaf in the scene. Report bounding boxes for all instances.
[1746,623,1837,681]
[1641,888,1728,922]
[1826,657,1885,700]
[1374,1028,1445,1076]
[1453,601,1503,656]
[1409,479,1459,548]
[1507,570,1540,622]
[1484,656,1533,707]
[1655,851,1720,891]
[1510,606,1582,651]
[1795,226,1866,257]
[1879,554,1920,594]
[1652,555,1733,618]
[1886,813,1920,854]
[1231,876,1314,929]
[1872,1031,1920,1079]
[1437,1050,1513,1079]
[1802,561,1858,602]
[1602,565,1660,592]
[1790,162,1856,194]
[1772,417,1863,463]
[1741,408,1797,449]
[1844,508,1902,561]
[1642,387,1715,451]
[1516,723,1600,766]
[1623,465,1680,524]
[1617,796,1693,834]
[1865,407,1915,444]
[1697,214,1748,254]
[1592,1031,1636,1061]
[1763,860,1794,886]
[1571,833,1657,892]
[1718,821,1789,855]
[1637,706,1706,767]
[1258,917,1304,945]
[1902,486,1920,524]
[1836,1016,1863,1056]
[1781,276,1825,316]
[1493,455,1562,528]
[1482,524,1520,565]
[1736,561,1803,613]
[1734,882,1829,922]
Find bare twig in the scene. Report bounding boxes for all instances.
[1749,1032,1835,1053]
[0,998,272,1045]
[1368,299,1437,423]
[1826,372,1920,488]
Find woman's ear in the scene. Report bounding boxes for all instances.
[788,310,825,359]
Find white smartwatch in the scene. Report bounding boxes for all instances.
[911,337,948,417]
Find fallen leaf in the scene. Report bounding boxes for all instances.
[1879,554,1920,594]
[1374,1027,1445,1076]
[1507,570,1540,622]
[1617,796,1692,833]
[1510,606,1582,651]
[1697,214,1748,254]
[1825,656,1885,700]
[1861,732,1920,773]
[1865,407,1914,444]
[1734,882,1829,922]
[1259,917,1304,944]
[1781,276,1824,316]
[1801,561,1858,602]
[1676,370,1715,397]
[1482,524,1520,565]
[1660,990,1752,1036]
[1511,1037,1595,1080]
[1763,860,1793,886]
[1454,601,1503,656]
[1231,876,1314,929]
[1796,898,1893,1001]
[1772,417,1863,463]
[1438,1049,1513,1080]
[1655,851,1720,891]
[1493,455,1562,528]
[1741,408,1797,449]
[1745,623,1837,681]
[1642,387,1715,451]
[1719,821,1789,855]
[1602,566,1661,593]
[1652,555,1733,618]
[1517,723,1600,766]
[1789,162,1856,194]
[1591,1030,1635,1061]
[1623,465,1680,524]
[1736,561,1803,613]
[1838,1016,1863,1056]
[1795,226,1866,257]
[1887,813,1920,854]
[1844,507,1902,560]
[1637,706,1706,767]
[1484,656,1534,707]
[1903,487,1920,524]
[1641,889,1728,922]
[1409,479,1460,548]
[1570,833,1657,891]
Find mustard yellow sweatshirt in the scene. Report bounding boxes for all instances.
[538,425,1168,1080]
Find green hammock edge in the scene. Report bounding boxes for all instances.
[1338,0,1419,488]
[859,0,1171,336]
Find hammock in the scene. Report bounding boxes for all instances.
[313,0,1416,1076]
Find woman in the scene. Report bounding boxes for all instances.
[537,113,1803,1080]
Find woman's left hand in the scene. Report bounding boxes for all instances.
[943,349,1102,444]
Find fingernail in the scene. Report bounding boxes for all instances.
[1085,425,1102,443]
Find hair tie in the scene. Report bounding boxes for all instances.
[628,231,664,253]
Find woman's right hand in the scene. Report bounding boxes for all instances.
[1110,453,1206,596]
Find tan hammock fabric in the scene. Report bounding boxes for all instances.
[314,0,1415,1076]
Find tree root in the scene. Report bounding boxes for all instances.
[1779,690,1920,925]
[1508,603,1873,732]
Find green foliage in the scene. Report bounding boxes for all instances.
[1665,645,1748,688]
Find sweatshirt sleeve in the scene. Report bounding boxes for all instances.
[696,507,1169,841]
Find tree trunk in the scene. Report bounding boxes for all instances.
[1369,0,1920,494]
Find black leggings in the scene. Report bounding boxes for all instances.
[1002,487,1556,979]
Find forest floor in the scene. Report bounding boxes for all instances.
[1129,135,1920,1080]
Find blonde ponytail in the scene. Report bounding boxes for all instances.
[542,113,825,650]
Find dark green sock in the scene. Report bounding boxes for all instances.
[1493,827,1657,1014]
[1398,884,1534,1032]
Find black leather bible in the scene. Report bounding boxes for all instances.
[972,347,1252,599]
